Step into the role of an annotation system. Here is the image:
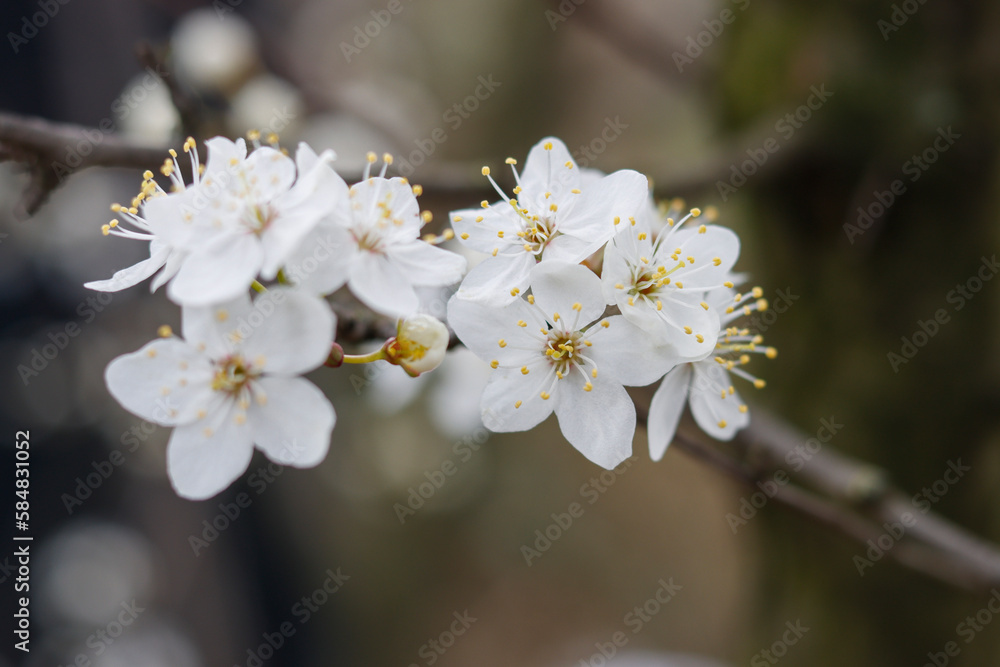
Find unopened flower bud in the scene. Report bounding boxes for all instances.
[386,314,449,376]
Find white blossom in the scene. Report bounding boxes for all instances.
[104,288,336,499]
[448,261,679,469]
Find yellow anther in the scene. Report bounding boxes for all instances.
[475,216,484,223]
[600,320,610,328]
[691,208,702,217]
[627,297,635,306]
[739,405,748,413]
[514,400,522,408]
[571,188,581,194]
[498,339,507,348]
[506,157,517,165]
[572,302,582,311]
[613,216,621,225]
[766,347,778,359]
[584,382,593,392]
[695,334,704,343]
[481,200,490,208]
[740,354,751,365]
[717,420,727,428]
[460,233,470,240]
[382,153,394,165]
[684,326,693,334]
[521,366,529,375]
[638,233,647,241]
[615,283,625,290]
[549,203,558,212]
[754,379,767,389]
[698,224,707,234]
[715,356,726,364]
[724,281,734,288]
[700,302,709,310]
[411,184,423,197]
[482,166,491,176]
[543,142,553,150]
[510,288,520,297]
[101,224,111,236]
[518,320,527,327]
[497,230,505,238]
[513,186,522,194]
[527,295,535,304]
[492,248,499,257]
[421,211,433,223]
[758,299,769,311]
[203,427,214,437]
[490,360,499,369]
[540,391,551,400]
[675,282,683,289]
[158,325,173,338]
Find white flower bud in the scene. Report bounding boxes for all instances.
[389,314,449,375]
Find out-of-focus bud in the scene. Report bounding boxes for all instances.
[170,8,258,94]
[386,314,449,376]
[228,74,305,138]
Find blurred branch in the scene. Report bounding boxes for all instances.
[634,404,1000,593]
[135,41,202,138]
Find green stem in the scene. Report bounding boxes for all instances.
[341,348,389,364]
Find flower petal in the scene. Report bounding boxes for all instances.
[167,409,254,500]
[248,376,335,468]
[647,364,691,461]
[283,223,356,296]
[105,339,216,426]
[447,293,541,367]
[688,362,749,440]
[387,241,467,287]
[529,261,605,324]
[348,251,419,317]
[587,315,679,386]
[453,252,534,305]
[562,169,648,243]
[240,289,336,375]
[480,368,554,433]
[85,243,171,292]
[553,377,635,469]
[167,232,263,307]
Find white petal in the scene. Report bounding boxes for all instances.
[181,295,253,360]
[562,169,648,243]
[387,241,467,287]
[248,376,335,468]
[446,293,542,367]
[241,146,296,201]
[167,410,254,500]
[105,339,217,426]
[283,224,356,295]
[348,251,419,317]
[240,289,336,375]
[520,137,580,204]
[528,261,605,324]
[167,233,263,307]
[657,226,741,288]
[688,362,750,440]
[553,377,635,469]
[450,205,517,255]
[350,177,422,237]
[647,365,691,461]
[84,243,171,292]
[587,315,679,386]
[480,368,554,433]
[454,253,534,305]
[150,247,186,292]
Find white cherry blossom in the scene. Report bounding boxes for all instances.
[448,261,679,469]
[601,206,741,360]
[282,154,467,317]
[449,137,648,305]
[647,288,775,460]
[104,288,336,499]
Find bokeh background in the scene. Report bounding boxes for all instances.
[2,0,1000,665]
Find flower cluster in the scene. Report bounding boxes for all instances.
[447,137,775,469]
[94,133,775,499]
[92,133,465,498]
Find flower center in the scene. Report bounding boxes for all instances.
[211,355,259,395]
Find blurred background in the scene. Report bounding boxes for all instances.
[1,0,1000,665]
